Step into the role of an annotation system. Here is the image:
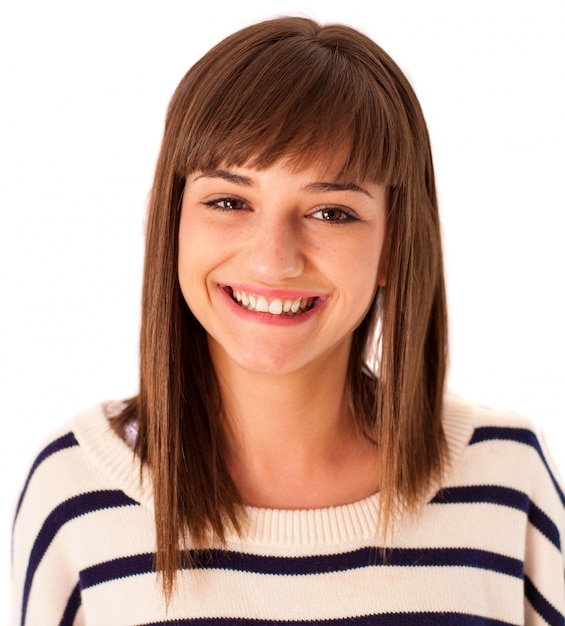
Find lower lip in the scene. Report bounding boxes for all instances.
[217,286,325,327]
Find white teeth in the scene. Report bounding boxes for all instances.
[255,295,269,313]
[269,299,283,314]
[230,289,314,316]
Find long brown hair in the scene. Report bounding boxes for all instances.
[118,16,448,597]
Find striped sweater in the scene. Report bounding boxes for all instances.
[11,396,565,625]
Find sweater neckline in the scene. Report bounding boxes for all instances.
[71,395,476,547]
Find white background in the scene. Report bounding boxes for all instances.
[1,0,564,617]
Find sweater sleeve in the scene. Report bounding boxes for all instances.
[11,429,85,626]
[524,426,565,625]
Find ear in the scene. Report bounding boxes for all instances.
[377,267,388,288]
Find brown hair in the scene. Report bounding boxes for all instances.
[118,16,447,597]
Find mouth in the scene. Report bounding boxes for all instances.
[226,287,318,316]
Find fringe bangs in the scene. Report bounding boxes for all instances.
[167,21,413,186]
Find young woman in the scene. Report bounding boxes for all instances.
[12,16,564,625]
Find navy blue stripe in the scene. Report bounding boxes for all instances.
[431,485,561,549]
[58,583,81,626]
[14,432,78,521]
[184,546,523,578]
[432,484,529,510]
[470,426,565,507]
[21,490,138,626]
[80,545,522,590]
[81,552,154,589]
[528,501,561,550]
[524,574,564,625]
[141,614,514,625]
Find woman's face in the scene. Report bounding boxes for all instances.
[178,156,388,379]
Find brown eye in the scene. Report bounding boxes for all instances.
[222,198,246,210]
[204,197,249,211]
[311,206,356,222]
[322,208,345,221]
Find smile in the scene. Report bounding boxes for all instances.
[229,288,316,316]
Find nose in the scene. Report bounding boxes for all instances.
[243,214,305,283]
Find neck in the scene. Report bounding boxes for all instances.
[210,340,380,509]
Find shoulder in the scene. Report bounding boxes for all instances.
[443,395,565,543]
[467,401,565,621]
[12,402,148,557]
[461,397,562,489]
[11,402,152,625]
[444,394,563,492]
[439,396,565,620]
[14,402,150,522]
[444,393,561,462]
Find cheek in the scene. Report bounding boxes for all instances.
[177,216,206,305]
[177,216,233,305]
[349,231,385,289]
[178,212,211,273]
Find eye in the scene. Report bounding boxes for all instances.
[203,197,250,211]
[310,206,357,223]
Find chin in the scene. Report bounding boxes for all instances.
[233,351,302,377]
[211,338,308,378]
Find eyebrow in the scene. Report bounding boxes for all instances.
[194,170,255,186]
[193,169,374,199]
[303,181,374,198]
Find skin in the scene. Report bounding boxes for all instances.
[178,157,388,509]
